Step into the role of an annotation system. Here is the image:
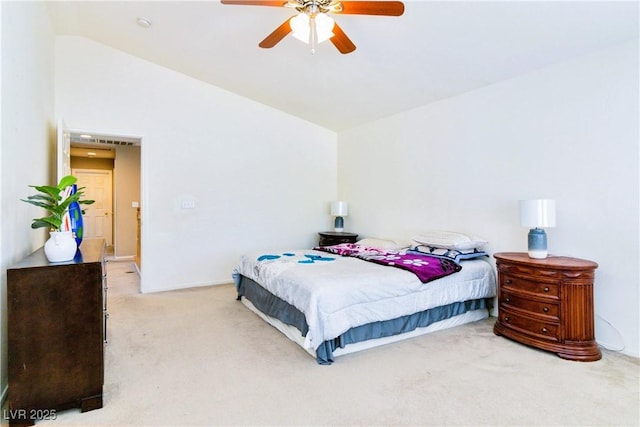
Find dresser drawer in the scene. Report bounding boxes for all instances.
[500,291,560,321]
[501,274,560,300]
[319,236,351,246]
[498,262,561,279]
[499,309,560,342]
[317,232,358,247]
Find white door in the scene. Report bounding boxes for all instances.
[56,120,71,183]
[72,169,114,246]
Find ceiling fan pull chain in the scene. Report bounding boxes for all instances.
[310,14,318,54]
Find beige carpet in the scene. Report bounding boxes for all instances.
[29,260,640,426]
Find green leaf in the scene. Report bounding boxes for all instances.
[31,217,61,229]
[22,174,94,231]
[25,194,57,204]
[30,184,62,199]
[57,175,78,189]
[21,199,58,212]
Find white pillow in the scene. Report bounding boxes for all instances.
[411,230,488,250]
[356,237,411,250]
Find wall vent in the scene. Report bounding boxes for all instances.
[70,132,141,146]
[95,138,136,146]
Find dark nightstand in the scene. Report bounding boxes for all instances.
[318,231,358,247]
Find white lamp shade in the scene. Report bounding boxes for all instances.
[290,13,310,42]
[519,199,556,228]
[290,13,335,44]
[331,201,348,217]
[314,13,335,42]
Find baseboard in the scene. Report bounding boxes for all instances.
[140,278,232,294]
[106,255,135,262]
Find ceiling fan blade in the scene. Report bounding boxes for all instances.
[259,17,293,48]
[330,23,356,54]
[220,1,287,6]
[338,1,404,16]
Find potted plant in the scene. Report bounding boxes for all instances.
[22,175,95,262]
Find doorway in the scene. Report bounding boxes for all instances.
[67,130,142,266]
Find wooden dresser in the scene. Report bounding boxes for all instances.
[7,239,107,425]
[493,252,601,361]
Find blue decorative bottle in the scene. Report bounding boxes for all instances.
[68,184,84,247]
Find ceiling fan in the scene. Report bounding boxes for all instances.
[220,0,405,54]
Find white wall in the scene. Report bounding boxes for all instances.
[0,0,56,404]
[55,36,338,293]
[338,41,639,358]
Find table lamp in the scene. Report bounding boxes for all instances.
[331,201,348,232]
[519,199,556,259]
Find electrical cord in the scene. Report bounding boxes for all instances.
[595,313,625,352]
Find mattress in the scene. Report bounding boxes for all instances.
[233,249,496,363]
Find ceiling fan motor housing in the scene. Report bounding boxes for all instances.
[292,0,343,15]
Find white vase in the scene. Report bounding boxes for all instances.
[44,231,77,262]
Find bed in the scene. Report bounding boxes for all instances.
[232,232,496,364]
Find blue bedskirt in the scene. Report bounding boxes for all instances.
[236,275,488,365]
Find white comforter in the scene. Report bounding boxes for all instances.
[233,249,496,350]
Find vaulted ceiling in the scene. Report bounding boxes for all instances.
[47,1,639,131]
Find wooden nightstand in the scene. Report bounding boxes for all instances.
[318,231,358,247]
[493,252,601,361]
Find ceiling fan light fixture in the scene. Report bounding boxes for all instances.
[290,12,334,44]
[315,13,335,43]
[290,13,310,42]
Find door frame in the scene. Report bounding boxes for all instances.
[61,126,143,276]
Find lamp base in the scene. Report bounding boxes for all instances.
[527,249,548,259]
[527,228,548,259]
[334,216,344,232]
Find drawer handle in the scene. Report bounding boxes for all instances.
[543,287,550,292]
[543,307,549,313]
[505,297,511,303]
[506,279,512,284]
[504,316,510,322]
[541,327,548,333]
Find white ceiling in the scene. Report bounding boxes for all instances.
[47,1,639,131]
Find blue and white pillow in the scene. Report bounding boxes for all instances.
[410,244,488,265]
